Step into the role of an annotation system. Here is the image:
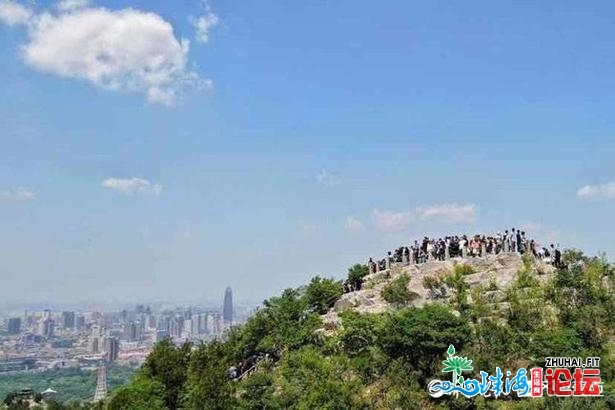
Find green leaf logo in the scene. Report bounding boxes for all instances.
[447,345,455,356]
[441,344,473,387]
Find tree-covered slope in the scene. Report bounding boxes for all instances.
[107,251,615,409]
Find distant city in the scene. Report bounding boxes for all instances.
[0,287,255,374]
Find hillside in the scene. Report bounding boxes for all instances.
[323,252,555,326]
[101,249,615,410]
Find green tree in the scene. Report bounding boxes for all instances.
[182,341,236,410]
[303,276,343,314]
[381,274,418,307]
[444,267,470,314]
[236,288,320,357]
[141,339,192,409]
[237,372,278,410]
[347,264,369,289]
[378,305,472,378]
[275,347,365,409]
[106,375,166,410]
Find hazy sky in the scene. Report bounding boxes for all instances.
[1,0,614,305]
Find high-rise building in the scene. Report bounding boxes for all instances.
[75,314,85,331]
[7,318,21,335]
[103,337,120,362]
[39,318,54,338]
[199,314,208,335]
[123,322,140,341]
[191,313,202,335]
[90,325,103,354]
[214,313,223,335]
[223,286,233,325]
[170,315,184,339]
[182,318,193,338]
[62,311,75,329]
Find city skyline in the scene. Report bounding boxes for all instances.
[2,0,615,304]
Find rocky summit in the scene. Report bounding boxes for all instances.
[321,253,556,329]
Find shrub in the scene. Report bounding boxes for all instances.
[422,274,448,299]
[454,264,476,276]
[381,275,419,307]
[444,269,470,313]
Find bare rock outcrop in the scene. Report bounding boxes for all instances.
[323,253,555,329]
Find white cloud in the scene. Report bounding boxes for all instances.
[317,169,341,186]
[372,203,477,232]
[417,203,476,223]
[577,181,615,199]
[372,209,415,232]
[0,0,32,26]
[0,188,36,202]
[1,2,207,105]
[56,0,90,12]
[193,1,219,44]
[101,177,162,196]
[344,216,364,232]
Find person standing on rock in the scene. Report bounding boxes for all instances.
[509,228,517,253]
[516,229,523,253]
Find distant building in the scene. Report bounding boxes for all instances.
[62,311,75,329]
[7,318,21,335]
[223,286,233,325]
[214,314,223,335]
[155,330,170,342]
[103,337,120,362]
[75,314,86,331]
[204,313,211,334]
[90,325,103,354]
[170,315,184,339]
[182,318,193,338]
[39,318,54,338]
[191,313,202,335]
[123,321,141,341]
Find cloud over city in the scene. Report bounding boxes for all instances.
[577,181,615,199]
[192,0,219,44]
[0,188,36,202]
[0,0,214,105]
[372,203,477,232]
[317,169,341,186]
[101,177,162,196]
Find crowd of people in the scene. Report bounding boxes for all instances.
[361,228,562,283]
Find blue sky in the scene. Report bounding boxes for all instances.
[1,0,614,305]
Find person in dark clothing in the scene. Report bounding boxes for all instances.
[516,230,523,253]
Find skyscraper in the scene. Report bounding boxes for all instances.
[103,337,120,362]
[90,325,103,354]
[7,318,21,335]
[223,286,233,325]
[75,314,85,331]
[62,311,75,329]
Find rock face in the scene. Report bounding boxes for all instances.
[323,253,555,328]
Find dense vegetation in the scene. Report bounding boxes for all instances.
[7,252,613,409]
[103,251,615,409]
[0,364,135,408]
